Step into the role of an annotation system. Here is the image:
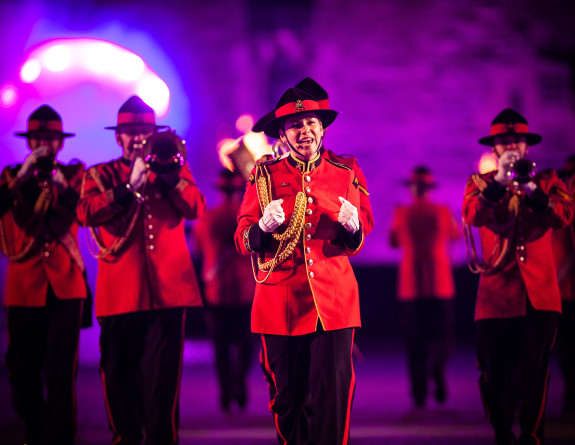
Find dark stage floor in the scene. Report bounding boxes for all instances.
[1,336,574,445]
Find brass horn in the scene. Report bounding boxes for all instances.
[142,129,187,174]
[508,158,536,184]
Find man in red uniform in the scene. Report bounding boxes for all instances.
[77,96,205,445]
[234,87,364,445]
[194,168,255,412]
[462,108,572,445]
[390,165,460,407]
[552,154,575,413]
[0,105,88,445]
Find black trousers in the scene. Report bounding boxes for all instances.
[204,305,253,410]
[5,286,83,445]
[475,308,559,445]
[399,299,454,406]
[261,328,355,445]
[99,308,186,445]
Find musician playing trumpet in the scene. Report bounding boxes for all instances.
[77,96,205,445]
[0,105,88,445]
[234,87,364,445]
[462,108,573,445]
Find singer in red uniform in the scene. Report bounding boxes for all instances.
[77,96,205,445]
[462,108,573,445]
[0,105,88,445]
[252,78,374,236]
[234,88,364,445]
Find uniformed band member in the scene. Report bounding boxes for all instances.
[194,168,255,412]
[0,105,88,445]
[552,155,575,413]
[390,166,459,407]
[462,108,573,445]
[77,96,206,445]
[252,77,374,236]
[234,87,364,445]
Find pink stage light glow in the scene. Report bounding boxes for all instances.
[0,83,19,108]
[18,38,170,116]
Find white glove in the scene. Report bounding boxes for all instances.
[259,199,285,233]
[517,181,537,196]
[52,168,69,191]
[129,157,149,190]
[338,196,360,234]
[494,151,520,185]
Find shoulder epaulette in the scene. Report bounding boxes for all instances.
[257,157,282,166]
[325,158,352,171]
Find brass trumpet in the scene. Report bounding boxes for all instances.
[141,129,187,174]
[33,155,57,181]
[508,158,536,184]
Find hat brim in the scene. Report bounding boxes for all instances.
[15,131,75,138]
[104,124,169,130]
[263,109,338,139]
[478,132,542,146]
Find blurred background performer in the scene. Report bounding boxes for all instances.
[193,168,255,412]
[389,165,459,408]
[235,88,364,445]
[462,108,573,445]
[0,105,88,445]
[77,96,206,445]
[552,154,575,413]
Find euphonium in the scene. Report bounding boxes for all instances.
[142,129,186,174]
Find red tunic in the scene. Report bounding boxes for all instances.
[0,162,87,306]
[552,173,575,302]
[462,169,572,320]
[325,150,374,236]
[77,158,205,317]
[234,154,364,336]
[194,198,255,307]
[390,197,459,300]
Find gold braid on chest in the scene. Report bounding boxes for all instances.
[252,163,307,283]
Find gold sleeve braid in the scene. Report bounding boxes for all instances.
[251,163,307,283]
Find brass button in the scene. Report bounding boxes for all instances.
[148,225,153,230]
[516,245,525,251]
[519,256,525,262]
[305,187,311,193]
[147,214,153,220]
[309,271,314,278]
[43,251,50,258]
[149,234,154,240]
[307,259,313,265]
[305,176,311,182]
[305,247,311,253]
[147,245,155,251]
[307,197,313,204]
[305,234,311,240]
[306,209,312,215]
[305,223,312,229]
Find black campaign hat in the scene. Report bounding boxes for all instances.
[295,77,330,108]
[478,108,542,146]
[15,105,75,138]
[263,88,338,139]
[105,95,168,130]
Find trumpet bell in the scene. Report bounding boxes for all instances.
[142,130,187,174]
[509,158,536,184]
